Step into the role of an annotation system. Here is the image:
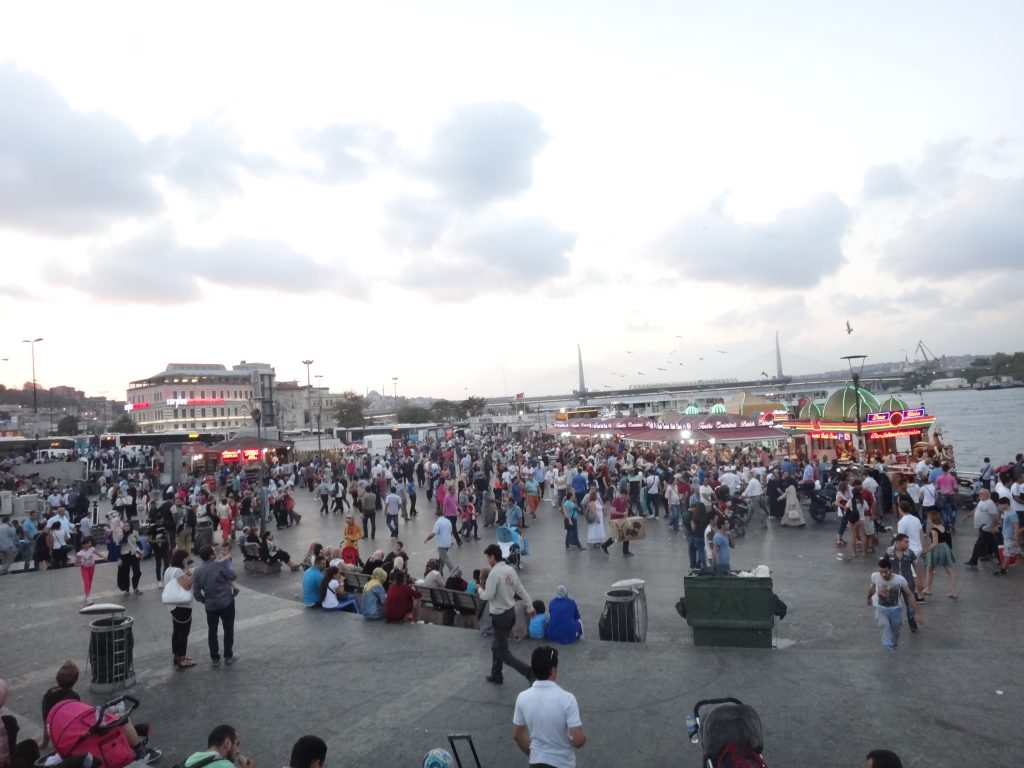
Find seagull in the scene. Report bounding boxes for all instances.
[657,367,667,371]
[637,372,646,376]
[626,350,634,354]
[669,349,677,355]
[699,357,704,360]
[716,350,728,354]
[845,321,853,335]
[678,362,685,366]
[675,335,684,339]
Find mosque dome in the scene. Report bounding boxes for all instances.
[822,386,881,422]
[876,395,908,413]
[709,403,726,414]
[684,405,699,415]
[798,402,825,419]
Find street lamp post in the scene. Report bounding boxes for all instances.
[22,337,43,416]
[251,407,269,535]
[391,377,398,408]
[314,374,324,461]
[302,359,314,436]
[840,354,868,461]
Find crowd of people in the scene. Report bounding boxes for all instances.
[4,434,1016,767]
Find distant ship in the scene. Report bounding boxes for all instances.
[973,375,1024,390]
[924,377,970,391]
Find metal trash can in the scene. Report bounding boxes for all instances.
[193,523,214,554]
[81,604,136,693]
[598,579,648,643]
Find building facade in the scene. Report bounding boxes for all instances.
[124,361,275,434]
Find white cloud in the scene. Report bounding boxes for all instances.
[0,64,161,235]
[418,102,548,208]
[655,193,850,287]
[52,226,360,305]
[396,216,576,301]
[298,122,397,183]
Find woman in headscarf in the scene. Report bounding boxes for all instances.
[1,678,40,768]
[360,567,388,620]
[545,585,583,644]
[779,485,806,527]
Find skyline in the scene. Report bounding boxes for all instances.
[2,2,1023,400]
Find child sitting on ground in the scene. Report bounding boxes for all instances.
[528,599,548,639]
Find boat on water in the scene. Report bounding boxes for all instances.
[973,375,1024,390]
[924,377,970,391]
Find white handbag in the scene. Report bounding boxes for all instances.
[162,575,193,605]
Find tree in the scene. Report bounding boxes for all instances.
[396,405,432,423]
[109,415,138,433]
[461,396,488,417]
[334,390,367,427]
[57,415,79,435]
[430,399,459,423]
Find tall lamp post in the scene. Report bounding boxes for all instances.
[840,354,868,461]
[302,359,314,436]
[314,374,324,461]
[251,406,269,535]
[22,337,43,415]
[391,377,398,407]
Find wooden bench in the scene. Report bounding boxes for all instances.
[242,542,281,574]
[341,570,373,594]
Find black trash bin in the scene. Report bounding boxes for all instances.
[598,586,647,643]
[81,604,136,693]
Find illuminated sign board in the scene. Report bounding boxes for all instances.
[868,429,922,440]
[123,402,151,411]
[242,448,262,461]
[166,398,226,407]
[809,431,853,441]
[222,450,241,462]
[865,408,927,426]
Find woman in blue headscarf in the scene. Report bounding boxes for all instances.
[545,585,583,644]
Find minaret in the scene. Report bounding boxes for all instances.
[577,344,588,405]
[775,331,784,379]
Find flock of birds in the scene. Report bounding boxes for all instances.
[597,321,854,389]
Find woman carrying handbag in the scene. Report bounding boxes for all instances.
[162,549,196,669]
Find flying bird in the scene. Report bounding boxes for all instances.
[845,321,853,335]
[678,362,685,366]
[657,367,667,371]
[716,350,728,354]
[699,357,705,360]
[675,335,683,338]
[669,349,677,355]
[637,372,646,376]
[626,350,634,354]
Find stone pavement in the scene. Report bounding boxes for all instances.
[1,490,1021,767]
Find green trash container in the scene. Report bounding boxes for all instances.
[682,574,774,648]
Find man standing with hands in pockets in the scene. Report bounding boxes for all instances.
[480,543,534,685]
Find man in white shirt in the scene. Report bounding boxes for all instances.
[896,500,925,559]
[424,510,456,575]
[741,475,768,530]
[480,544,535,685]
[964,488,1000,568]
[513,646,585,768]
[718,468,741,497]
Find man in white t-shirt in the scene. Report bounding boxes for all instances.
[424,510,456,575]
[896,501,925,558]
[1010,480,1024,517]
[867,556,914,652]
[513,646,585,768]
[964,488,1000,568]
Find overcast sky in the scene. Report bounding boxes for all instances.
[1,1,1022,401]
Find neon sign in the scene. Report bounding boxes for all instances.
[123,402,151,411]
[809,431,853,440]
[868,429,922,440]
[166,398,226,407]
[866,408,927,425]
[242,448,262,461]
[222,450,241,462]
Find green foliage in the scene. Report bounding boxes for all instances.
[56,415,79,435]
[109,414,138,433]
[396,405,433,423]
[334,391,367,427]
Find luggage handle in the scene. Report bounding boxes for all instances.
[447,733,482,768]
[693,697,744,720]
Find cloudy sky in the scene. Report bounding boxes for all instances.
[1,1,1022,401]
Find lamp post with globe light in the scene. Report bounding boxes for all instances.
[840,354,868,461]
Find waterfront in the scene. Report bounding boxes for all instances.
[896,387,1024,469]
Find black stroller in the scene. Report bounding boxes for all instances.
[691,698,767,767]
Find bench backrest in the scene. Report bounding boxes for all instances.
[242,542,260,558]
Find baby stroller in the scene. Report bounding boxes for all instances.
[691,698,767,767]
[46,695,152,768]
[496,525,528,570]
